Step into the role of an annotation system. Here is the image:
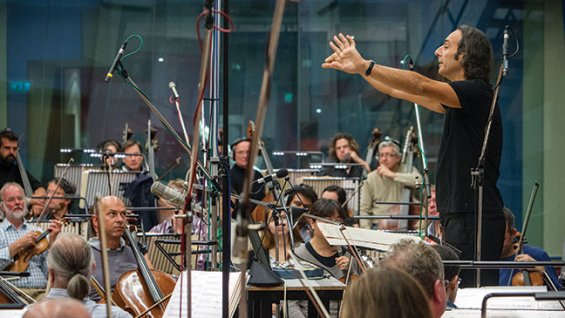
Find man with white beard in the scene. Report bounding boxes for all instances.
[0,182,62,300]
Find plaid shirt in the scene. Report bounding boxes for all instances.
[0,220,49,288]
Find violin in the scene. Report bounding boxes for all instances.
[112,227,176,317]
[509,184,547,288]
[510,232,544,286]
[7,227,54,272]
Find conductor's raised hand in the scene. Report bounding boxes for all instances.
[322,33,368,75]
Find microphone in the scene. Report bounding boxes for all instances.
[104,41,128,82]
[502,25,509,77]
[151,182,204,216]
[255,168,289,184]
[169,81,180,100]
[151,182,187,209]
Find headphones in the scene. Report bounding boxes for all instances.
[230,137,251,160]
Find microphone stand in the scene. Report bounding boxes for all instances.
[114,63,220,192]
[471,61,505,287]
[402,55,431,237]
[233,1,287,317]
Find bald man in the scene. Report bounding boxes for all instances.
[88,195,152,301]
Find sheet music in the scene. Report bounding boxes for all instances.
[317,223,420,252]
[455,286,564,311]
[163,271,243,318]
[442,309,565,318]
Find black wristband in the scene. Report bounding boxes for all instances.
[365,60,376,76]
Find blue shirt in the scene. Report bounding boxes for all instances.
[0,220,48,288]
[499,244,563,289]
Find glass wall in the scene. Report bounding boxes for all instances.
[2,0,563,254]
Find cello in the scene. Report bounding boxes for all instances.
[112,227,176,318]
[246,120,280,223]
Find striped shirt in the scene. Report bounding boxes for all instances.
[0,220,49,288]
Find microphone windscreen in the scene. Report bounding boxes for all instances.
[276,168,289,178]
[151,182,185,208]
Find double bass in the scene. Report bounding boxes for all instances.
[398,127,419,230]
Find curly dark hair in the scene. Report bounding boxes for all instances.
[455,25,493,83]
[328,133,360,162]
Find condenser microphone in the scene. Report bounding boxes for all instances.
[255,168,289,184]
[104,41,128,82]
[151,182,186,209]
[169,81,180,100]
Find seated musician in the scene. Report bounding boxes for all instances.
[322,184,359,227]
[229,137,266,219]
[499,208,563,289]
[0,128,46,215]
[359,138,421,230]
[0,182,62,300]
[426,185,442,238]
[431,244,461,309]
[97,139,121,169]
[23,298,90,318]
[319,133,370,178]
[121,140,158,231]
[33,177,76,221]
[261,209,307,318]
[341,267,433,318]
[88,195,153,301]
[380,239,446,318]
[43,233,131,318]
[150,179,186,235]
[284,184,318,242]
[293,199,354,281]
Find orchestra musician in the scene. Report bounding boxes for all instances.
[293,199,354,281]
[261,209,307,318]
[230,137,266,218]
[0,182,62,300]
[150,179,186,234]
[88,195,153,301]
[97,139,121,169]
[341,267,433,318]
[0,128,46,215]
[359,138,421,230]
[44,233,131,318]
[380,240,446,318]
[121,140,158,231]
[431,244,461,309]
[319,133,370,178]
[284,184,318,242]
[499,208,562,289]
[34,177,76,221]
[23,298,90,318]
[323,25,505,287]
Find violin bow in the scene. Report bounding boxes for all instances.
[36,158,74,221]
[94,197,114,318]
